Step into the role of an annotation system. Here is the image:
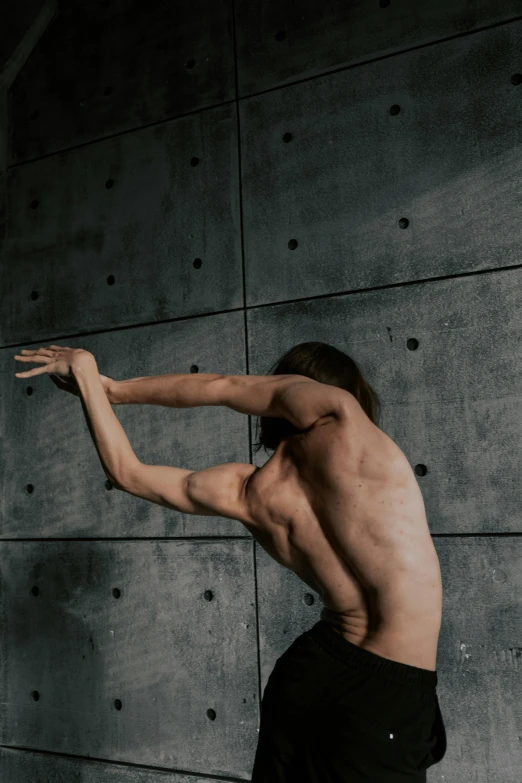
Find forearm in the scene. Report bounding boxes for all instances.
[73,357,139,484]
[110,372,223,407]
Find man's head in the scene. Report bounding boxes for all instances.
[253,341,380,453]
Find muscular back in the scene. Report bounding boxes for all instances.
[245,398,443,670]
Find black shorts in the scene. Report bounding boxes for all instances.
[251,620,447,782]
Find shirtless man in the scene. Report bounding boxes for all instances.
[14,343,448,781]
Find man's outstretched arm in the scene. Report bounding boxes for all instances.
[109,372,223,408]
[109,371,350,431]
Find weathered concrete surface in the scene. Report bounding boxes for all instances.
[9,0,234,162]
[1,102,241,346]
[0,540,258,779]
[0,310,249,538]
[0,747,240,783]
[241,21,522,307]
[236,0,522,96]
[1,1,521,781]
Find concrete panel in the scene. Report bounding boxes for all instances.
[0,539,258,779]
[9,0,235,162]
[256,538,522,782]
[0,311,250,538]
[0,747,237,783]
[255,545,322,689]
[236,0,522,96]
[1,103,241,346]
[431,538,522,781]
[241,21,522,306]
[248,267,522,534]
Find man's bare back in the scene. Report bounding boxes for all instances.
[245,398,443,671]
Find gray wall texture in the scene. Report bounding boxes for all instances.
[1,1,522,780]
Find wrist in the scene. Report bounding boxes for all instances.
[108,379,119,404]
[71,353,97,375]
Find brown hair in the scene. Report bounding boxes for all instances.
[253,341,380,453]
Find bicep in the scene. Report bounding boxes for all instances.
[118,461,256,523]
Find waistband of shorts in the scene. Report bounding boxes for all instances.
[305,620,438,690]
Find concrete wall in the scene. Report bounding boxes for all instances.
[1,1,522,780]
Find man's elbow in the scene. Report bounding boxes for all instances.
[106,473,126,490]
[105,461,141,491]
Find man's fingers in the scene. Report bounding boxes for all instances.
[15,354,52,364]
[15,365,52,378]
[21,348,55,357]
